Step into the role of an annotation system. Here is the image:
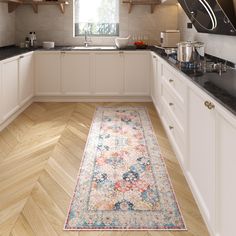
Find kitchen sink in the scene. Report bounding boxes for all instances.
[62,46,117,50]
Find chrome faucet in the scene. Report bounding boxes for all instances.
[84,30,91,47]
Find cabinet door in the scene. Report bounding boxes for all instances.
[216,112,236,236]
[151,53,157,102]
[19,53,34,105]
[2,58,19,120]
[94,52,123,95]
[151,54,162,113]
[188,88,216,226]
[35,52,61,95]
[124,52,150,95]
[0,63,3,123]
[61,52,91,95]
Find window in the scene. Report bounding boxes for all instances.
[74,0,119,36]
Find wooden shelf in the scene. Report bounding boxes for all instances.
[3,0,69,14]
[122,0,161,14]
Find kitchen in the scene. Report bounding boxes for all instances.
[0,0,235,236]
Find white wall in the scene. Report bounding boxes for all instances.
[0,3,15,47]
[178,4,236,63]
[15,0,178,46]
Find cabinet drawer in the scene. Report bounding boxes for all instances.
[162,84,185,132]
[162,64,187,104]
[162,108,185,161]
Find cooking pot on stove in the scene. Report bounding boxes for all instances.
[177,41,204,63]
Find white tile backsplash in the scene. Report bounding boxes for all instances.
[15,0,178,46]
[0,3,15,47]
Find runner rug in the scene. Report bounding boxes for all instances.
[64,107,186,230]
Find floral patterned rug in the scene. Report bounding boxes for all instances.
[64,107,186,230]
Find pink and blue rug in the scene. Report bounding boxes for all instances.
[64,107,186,230]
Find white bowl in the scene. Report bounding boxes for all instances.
[115,36,130,49]
[42,41,55,49]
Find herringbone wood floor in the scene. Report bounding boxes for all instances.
[0,102,209,236]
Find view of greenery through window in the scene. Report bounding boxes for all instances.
[75,0,119,36]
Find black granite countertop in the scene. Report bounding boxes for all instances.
[150,46,236,117]
[0,45,146,61]
[0,45,235,116]
[0,45,34,60]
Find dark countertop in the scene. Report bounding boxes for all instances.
[150,46,236,117]
[0,45,235,117]
[0,45,144,60]
[0,46,34,60]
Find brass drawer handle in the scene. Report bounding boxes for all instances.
[204,101,210,107]
[169,125,174,130]
[169,102,174,106]
[169,79,174,83]
[208,102,215,110]
[153,56,157,59]
[204,101,215,110]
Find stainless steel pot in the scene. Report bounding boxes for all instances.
[177,41,193,62]
[177,41,204,63]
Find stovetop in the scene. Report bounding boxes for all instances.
[166,54,236,98]
[154,49,236,115]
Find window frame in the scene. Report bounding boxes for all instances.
[74,0,120,37]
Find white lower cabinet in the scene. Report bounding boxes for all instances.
[19,53,34,105]
[216,111,236,236]
[188,88,216,229]
[35,52,61,95]
[93,52,123,95]
[1,58,19,120]
[61,52,91,95]
[151,53,162,112]
[1,49,236,236]
[124,52,150,95]
[34,50,151,97]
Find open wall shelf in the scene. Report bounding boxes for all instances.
[3,0,69,14]
[122,0,161,14]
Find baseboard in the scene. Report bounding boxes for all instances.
[34,95,152,102]
[0,99,33,132]
[0,96,152,132]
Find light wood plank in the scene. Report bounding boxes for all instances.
[0,102,209,236]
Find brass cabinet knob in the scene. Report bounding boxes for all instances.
[169,125,174,130]
[169,102,174,106]
[204,101,210,107]
[208,102,215,110]
[204,101,215,110]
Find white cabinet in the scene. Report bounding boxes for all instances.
[35,52,61,95]
[216,111,236,236]
[61,52,91,95]
[188,88,216,228]
[34,50,151,97]
[159,61,187,166]
[151,53,157,104]
[0,63,3,123]
[151,53,162,113]
[124,52,150,95]
[19,53,34,105]
[1,58,19,120]
[94,52,123,95]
